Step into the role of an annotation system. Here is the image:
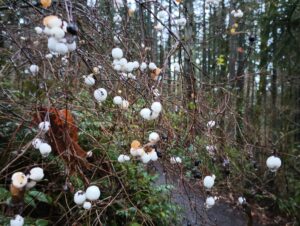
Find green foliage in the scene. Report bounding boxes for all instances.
[24,190,52,208]
[0,188,10,202]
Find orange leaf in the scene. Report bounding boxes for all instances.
[151,68,161,80]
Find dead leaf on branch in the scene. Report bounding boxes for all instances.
[34,108,91,178]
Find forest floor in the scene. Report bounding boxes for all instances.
[152,162,261,226]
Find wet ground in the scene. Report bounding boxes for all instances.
[153,162,254,226]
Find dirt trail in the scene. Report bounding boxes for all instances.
[153,162,254,226]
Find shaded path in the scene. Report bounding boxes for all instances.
[152,162,252,226]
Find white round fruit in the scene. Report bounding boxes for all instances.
[113,96,123,105]
[10,215,24,226]
[94,88,108,102]
[203,175,215,189]
[12,172,28,189]
[149,132,160,143]
[205,196,215,208]
[38,121,50,132]
[39,143,52,157]
[83,201,92,210]
[266,155,282,172]
[86,185,101,201]
[29,167,44,181]
[74,190,86,205]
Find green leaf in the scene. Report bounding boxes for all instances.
[70,176,84,189]
[28,191,52,204]
[35,219,49,226]
[24,194,37,207]
[0,187,10,202]
[188,102,196,110]
[129,223,141,226]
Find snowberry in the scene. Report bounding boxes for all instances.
[231,9,244,18]
[175,157,182,163]
[45,16,62,29]
[153,88,161,97]
[74,190,86,205]
[113,14,122,23]
[119,58,127,66]
[149,150,158,161]
[34,26,43,34]
[151,102,162,113]
[113,96,123,105]
[141,153,151,164]
[127,73,136,79]
[87,151,93,158]
[205,196,215,208]
[29,64,39,75]
[118,154,130,163]
[39,121,50,132]
[47,37,58,52]
[113,64,121,71]
[112,47,123,59]
[10,215,24,226]
[94,88,107,102]
[136,148,145,156]
[148,62,157,70]
[114,36,120,44]
[149,132,160,143]
[67,41,76,52]
[26,180,37,189]
[207,120,216,128]
[32,138,42,149]
[84,75,95,86]
[130,148,138,157]
[93,67,100,74]
[266,156,282,172]
[39,143,52,157]
[125,62,134,72]
[140,62,147,71]
[170,156,182,164]
[238,196,246,205]
[61,57,68,65]
[11,172,28,189]
[206,145,216,152]
[44,27,52,36]
[132,61,139,69]
[140,108,152,120]
[203,175,216,189]
[83,201,92,210]
[121,100,129,109]
[55,42,68,55]
[86,185,101,201]
[130,147,145,157]
[149,111,160,120]
[62,21,68,32]
[45,53,53,59]
[29,167,44,181]
[50,27,65,40]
